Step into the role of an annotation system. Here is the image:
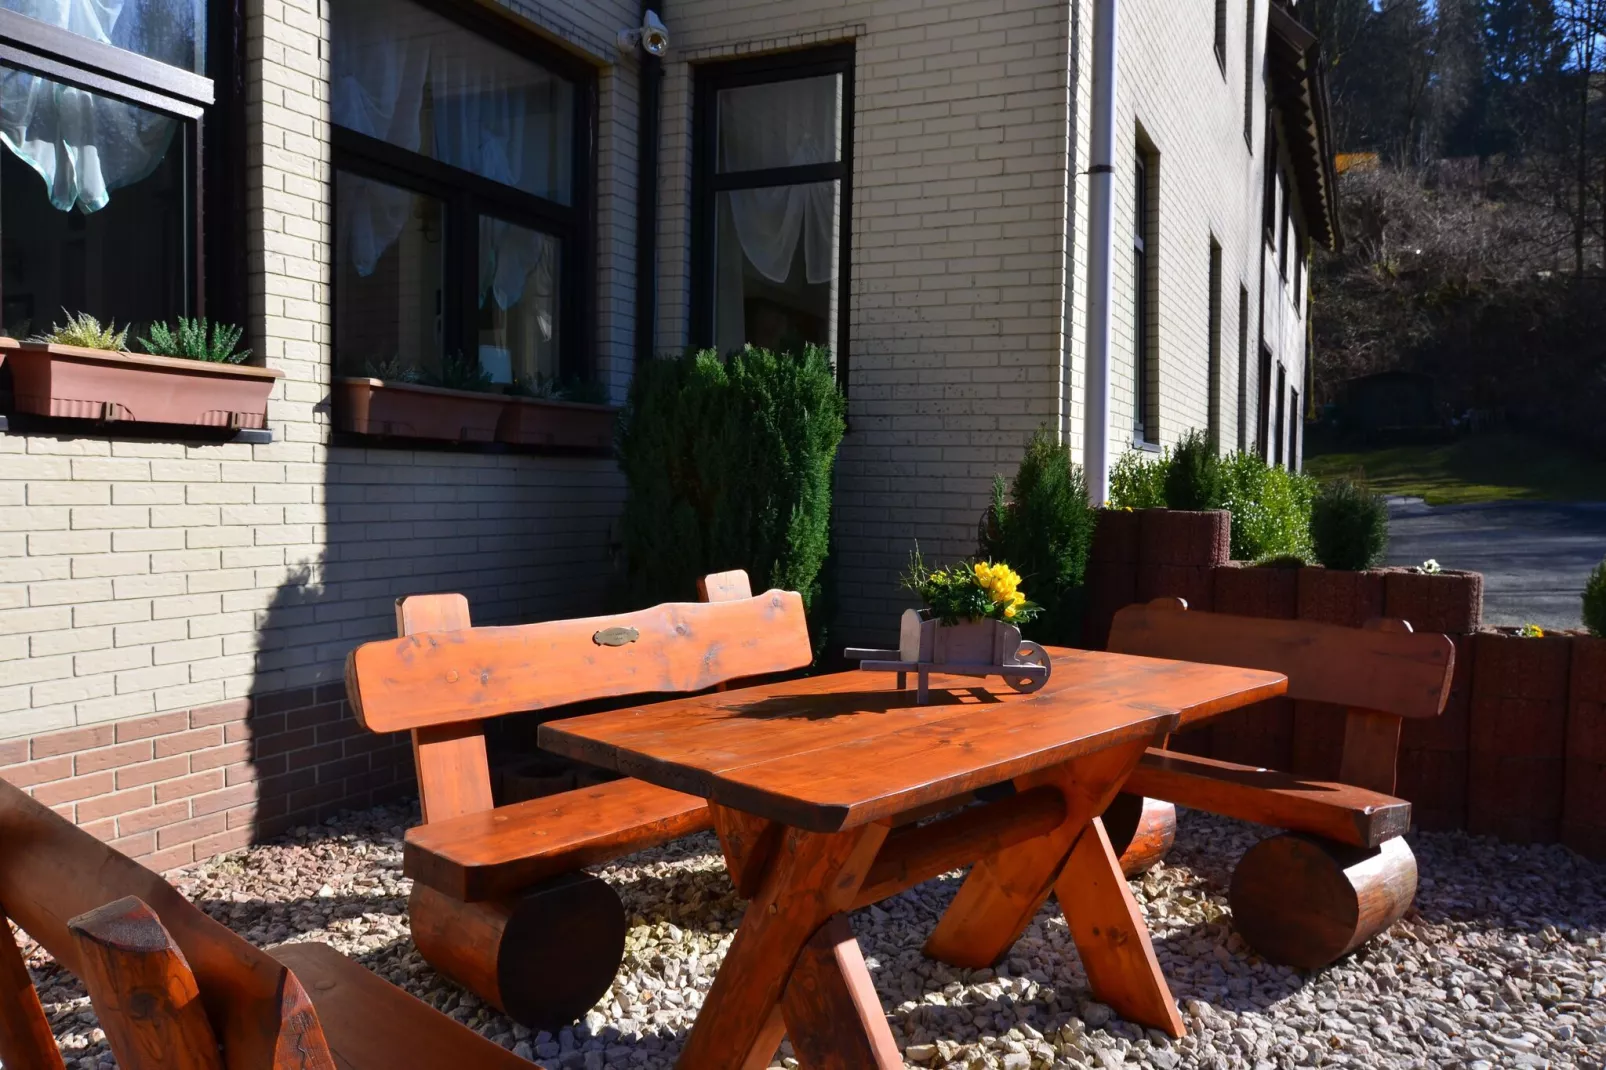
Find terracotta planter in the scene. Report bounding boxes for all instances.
[1563,634,1606,859]
[1090,508,1142,566]
[1213,562,1300,620]
[334,377,506,443]
[1297,566,1388,628]
[6,341,280,428]
[496,396,616,450]
[1467,628,1572,844]
[1384,568,1484,635]
[1397,633,1475,831]
[0,335,16,370]
[1138,509,1231,567]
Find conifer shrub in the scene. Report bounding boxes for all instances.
[1309,478,1390,571]
[1164,429,1225,510]
[617,346,846,625]
[978,429,1097,645]
[1584,557,1606,638]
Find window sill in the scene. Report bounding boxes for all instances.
[1133,436,1162,453]
[331,377,616,456]
[0,412,274,444]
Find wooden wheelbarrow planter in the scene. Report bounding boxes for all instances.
[345,571,805,1029]
[1105,598,1455,969]
[846,610,1051,703]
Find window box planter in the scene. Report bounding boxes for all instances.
[1384,568,1484,635]
[4,341,281,428]
[333,377,506,443]
[496,395,616,451]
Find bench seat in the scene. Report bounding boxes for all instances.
[272,941,538,1069]
[1125,747,1412,849]
[405,779,713,901]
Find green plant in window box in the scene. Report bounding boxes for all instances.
[33,310,128,352]
[509,374,610,405]
[362,356,424,384]
[425,353,495,393]
[138,317,252,364]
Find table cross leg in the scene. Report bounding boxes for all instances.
[924,737,1153,968]
[780,914,903,1070]
[678,811,889,1070]
[1054,816,1186,1037]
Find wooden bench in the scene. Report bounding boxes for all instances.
[0,775,538,1070]
[345,570,811,1029]
[1105,597,1455,969]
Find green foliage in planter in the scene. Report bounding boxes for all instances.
[1309,478,1390,570]
[1256,553,1308,569]
[427,353,495,392]
[978,428,1097,644]
[1221,452,1316,561]
[1164,429,1225,510]
[139,317,251,364]
[617,345,846,624]
[1108,448,1167,509]
[1584,557,1606,637]
[35,310,127,351]
[510,374,610,405]
[361,357,424,384]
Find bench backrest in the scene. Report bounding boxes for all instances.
[1108,598,1455,793]
[350,571,809,823]
[0,776,335,1070]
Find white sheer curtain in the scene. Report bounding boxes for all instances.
[0,0,200,213]
[717,76,841,286]
[333,0,571,299]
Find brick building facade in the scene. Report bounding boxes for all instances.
[0,0,1337,869]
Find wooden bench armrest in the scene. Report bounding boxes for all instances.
[1125,748,1412,848]
[270,943,538,1069]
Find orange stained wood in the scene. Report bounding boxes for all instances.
[395,594,494,823]
[539,649,1286,832]
[1338,707,1406,795]
[711,805,784,899]
[349,589,813,733]
[269,942,540,1070]
[1124,748,1412,847]
[68,897,225,1070]
[404,778,713,901]
[779,915,903,1070]
[0,778,335,1070]
[698,570,754,603]
[678,822,890,1070]
[923,738,1153,970]
[0,912,65,1070]
[1108,598,1454,723]
[1055,818,1185,1037]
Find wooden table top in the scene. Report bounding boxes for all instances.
[539,647,1286,832]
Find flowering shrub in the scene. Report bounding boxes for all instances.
[903,550,1040,626]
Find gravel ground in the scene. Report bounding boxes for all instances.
[21,805,1606,1070]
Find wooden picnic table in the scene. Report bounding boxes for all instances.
[540,646,1286,1070]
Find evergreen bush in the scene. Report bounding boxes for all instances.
[978,428,1097,645]
[1108,448,1167,509]
[1220,452,1316,562]
[617,345,846,627]
[1164,429,1225,510]
[1584,557,1606,638]
[1309,478,1390,571]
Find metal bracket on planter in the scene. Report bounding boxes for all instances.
[0,413,273,444]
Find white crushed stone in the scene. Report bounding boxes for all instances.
[19,806,1606,1070]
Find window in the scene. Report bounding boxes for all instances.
[1278,170,1292,279]
[331,0,592,389]
[1256,344,1272,457]
[693,47,853,381]
[1263,130,1279,240]
[1243,0,1256,145]
[1290,388,1301,468]
[1293,231,1306,310]
[1133,147,1157,443]
[1273,363,1287,467]
[1236,285,1250,451]
[1215,0,1228,72]
[0,2,215,342]
[1207,239,1223,445]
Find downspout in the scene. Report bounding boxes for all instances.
[1082,0,1119,504]
[634,2,663,365]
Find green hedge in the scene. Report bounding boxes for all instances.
[616,346,846,623]
[1585,558,1606,638]
[978,429,1097,645]
[1108,440,1315,562]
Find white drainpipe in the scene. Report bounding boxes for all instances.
[1082,0,1119,504]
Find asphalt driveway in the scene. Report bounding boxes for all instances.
[1386,498,1606,630]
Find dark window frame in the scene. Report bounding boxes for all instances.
[1133,144,1158,445]
[330,0,599,385]
[0,4,224,329]
[690,43,855,389]
[1214,0,1228,74]
[1243,0,1256,148]
[1207,237,1223,444]
[1235,284,1250,451]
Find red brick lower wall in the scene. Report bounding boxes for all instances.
[0,686,415,873]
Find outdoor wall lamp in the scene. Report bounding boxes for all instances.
[618,10,670,57]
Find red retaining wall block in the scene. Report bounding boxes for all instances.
[1468,629,1572,844]
[1083,510,1141,650]
[1209,563,1300,769]
[1384,569,1484,635]
[1563,635,1606,860]
[1138,509,1231,567]
[1397,634,1474,830]
[1213,563,1300,620]
[1298,567,1388,628]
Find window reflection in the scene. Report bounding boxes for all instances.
[478,216,559,386]
[334,171,445,380]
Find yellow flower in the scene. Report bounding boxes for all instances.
[1004,604,1017,618]
[1011,591,1026,607]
